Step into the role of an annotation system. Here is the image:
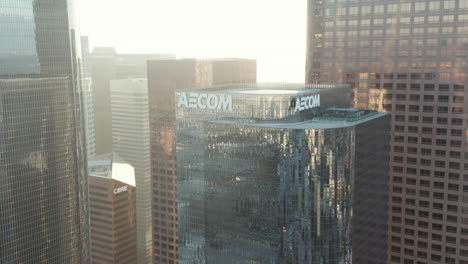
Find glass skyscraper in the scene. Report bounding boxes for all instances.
[0,0,90,263]
[147,58,256,264]
[176,84,390,263]
[307,1,468,263]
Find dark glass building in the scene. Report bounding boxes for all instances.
[0,0,90,263]
[148,58,256,264]
[176,84,390,263]
[307,1,468,263]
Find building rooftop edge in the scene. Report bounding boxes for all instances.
[209,112,388,129]
[177,83,350,94]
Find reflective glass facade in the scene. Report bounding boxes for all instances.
[0,0,90,263]
[176,84,390,263]
[147,59,256,264]
[307,1,468,263]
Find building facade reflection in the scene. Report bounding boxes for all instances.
[0,0,90,262]
[176,84,390,263]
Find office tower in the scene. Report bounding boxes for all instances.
[306,1,468,263]
[147,59,256,263]
[0,0,90,263]
[81,36,96,159]
[110,79,152,264]
[176,84,390,263]
[88,153,137,264]
[90,49,174,155]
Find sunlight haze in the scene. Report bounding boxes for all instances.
[78,0,307,82]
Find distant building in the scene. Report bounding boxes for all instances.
[176,84,390,263]
[90,48,174,156]
[0,0,90,262]
[147,58,256,263]
[110,79,152,264]
[81,36,96,159]
[88,153,137,264]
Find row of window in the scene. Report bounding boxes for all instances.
[394,157,467,168]
[393,166,468,180]
[394,126,463,136]
[323,39,468,49]
[325,1,468,17]
[392,224,463,237]
[326,14,468,27]
[385,105,463,113]
[382,94,464,102]
[394,136,463,147]
[394,162,468,180]
[391,209,459,223]
[394,116,464,125]
[327,27,468,39]
[393,177,465,190]
[315,61,468,71]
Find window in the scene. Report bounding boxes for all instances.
[394,146,404,152]
[408,147,418,154]
[432,213,443,220]
[452,118,463,125]
[453,96,464,103]
[438,95,449,102]
[429,1,440,10]
[451,129,462,136]
[461,0,468,9]
[439,84,449,91]
[451,140,462,147]
[424,95,434,102]
[422,127,432,134]
[409,105,419,112]
[419,201,429,208]
[435,160,446,168]
[432,223,442,231]
[410,94,420,101]
[437,118,448,124]
[410,84,420,90]
[454,85,464,91]
[436,128,447,135]
[415,2,425,11]
[421,138,432,145]
[438,106,448,113]
[444,0,455,9]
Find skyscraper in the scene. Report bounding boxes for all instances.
[110,78,152,264]
[176,84,390,263]
[307,1,468,263]
[0,0,90,263]
[81,36,96,159]
[147,59,256,263]
[88,153,137,264]
[90,49,174,155]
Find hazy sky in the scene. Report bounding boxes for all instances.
[78,0,307,83]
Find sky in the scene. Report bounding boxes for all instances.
[78,0,307,83]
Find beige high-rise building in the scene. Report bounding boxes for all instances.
[110,79,152,264]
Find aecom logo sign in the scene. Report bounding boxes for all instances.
[294,94,320,112]
[178,93,232,111]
